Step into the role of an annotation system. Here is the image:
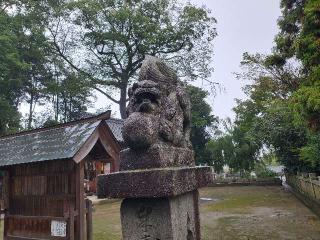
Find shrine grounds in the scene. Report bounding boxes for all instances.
[1,185,320,239]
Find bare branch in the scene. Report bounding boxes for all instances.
[93,86,120,104]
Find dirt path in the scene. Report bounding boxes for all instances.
[200,186,320,240]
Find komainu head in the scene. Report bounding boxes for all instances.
[123,56,192,151]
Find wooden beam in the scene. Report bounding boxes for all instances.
[97,123,120,171]
[73,121,120,172]
[99,122,121,153]
[75,162,85,240]
[86,199,93,240]
[69,203,75,240]
[3,170,10,240]
[6,235,68,240]
[3,170,9,210]
[5,215,68,221]
[4,214,8,240]
[73,130,99,163]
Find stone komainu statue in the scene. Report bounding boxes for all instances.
[97,57,213,240]
[121,56,194,170]
[124,56,192,149]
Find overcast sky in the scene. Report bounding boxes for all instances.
[192,0,282,120]
[93,0,282,120]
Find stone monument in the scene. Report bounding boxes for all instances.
[97,56,212,240]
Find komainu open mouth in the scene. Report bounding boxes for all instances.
[135,87,160,113]
[135,87,160,103]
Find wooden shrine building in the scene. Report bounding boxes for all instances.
[0,111,121,240]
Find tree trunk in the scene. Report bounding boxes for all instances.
[28,93,34,129]
[119,81,128,119]
[64,99,67,122]
[54,94,59,122]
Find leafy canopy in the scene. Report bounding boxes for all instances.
[45,0,217,118]
[187,85,218,166]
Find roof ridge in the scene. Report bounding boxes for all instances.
[0,111,111,140]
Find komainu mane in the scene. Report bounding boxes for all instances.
[123,56,192,151]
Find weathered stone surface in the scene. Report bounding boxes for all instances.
[124,56,192,154]
[120,145,194,171]
[97,166,212,198]
[97,57,210,240]
[121,191,200,240]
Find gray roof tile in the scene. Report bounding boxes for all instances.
[106,118,124,142]
[0,120,101,167]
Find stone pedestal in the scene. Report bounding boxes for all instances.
[97,166,212,240]
[121,191,200,240]
[97,167,212,199]
[119,146,195,170]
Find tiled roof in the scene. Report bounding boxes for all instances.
[106,118,124,142]
[0,112,113,167]
[0,121,100,167]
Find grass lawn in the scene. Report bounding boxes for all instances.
[200,186,320,240]
[92,186,320,240]
[0,219,2,238]
[1,186,320,239]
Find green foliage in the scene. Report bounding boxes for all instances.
[207,123,259,174]
[44,0,217,118]
[275,0,305,58]
[0,98,21,135]
[0,10,28,135]
[222,49,306,173]
[296,0,320,71]
[228,125,259,173]
[254,162,277,178]
[206,137,225,173]
[0,0,217,140]
[299,133,320,171]
[254,101,308,172]
[229,0,320,174]
[287,0,320,172]
[291,0,320,132]
[46,71,92,123]
[42,119,59,128]
[261,152,278,166]
[186,85,218,166]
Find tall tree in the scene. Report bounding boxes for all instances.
[289,0,320,170]
[231,53,309,173]
[9,1,93,128]
[0,8,28,135]
[44,0,216,118]
[187,85,218,166]
[17,23,52,129]
[227,0,320,173]
[275,0,305,59]
[207,124,236,174]
[46,70,92,123]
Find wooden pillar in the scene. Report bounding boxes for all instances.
[3,214,8,240]
[69,203,75,240]
[3,170,10,210]
[75,162,85,240]
[86,199,93,240]
[3,170,10,240]
[111,159,115,173]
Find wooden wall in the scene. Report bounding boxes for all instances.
[3,159,77,239]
